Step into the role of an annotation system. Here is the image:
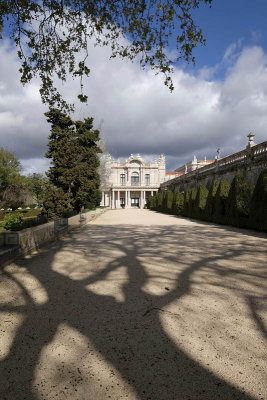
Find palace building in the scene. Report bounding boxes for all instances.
[100,153,176,208]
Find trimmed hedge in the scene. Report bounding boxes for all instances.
[147,172,266,233]
[204,180,219,221]
[194,184,209,220]
[172,190,184,215]
[188,188,197,218]
[164,190,173,212]
[213,180,230,224]
[226,174,254,228]
[249,170,267,232]
[183,188,192,216]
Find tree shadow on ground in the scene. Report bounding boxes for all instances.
[0,221,266,400]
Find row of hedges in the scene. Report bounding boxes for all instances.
[147,170,267,232]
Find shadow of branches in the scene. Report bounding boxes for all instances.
[0,217,266,400]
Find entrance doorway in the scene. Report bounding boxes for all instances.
[131,197,139,207]
[120,197,125,208]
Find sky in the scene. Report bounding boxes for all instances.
[0,0,267,174]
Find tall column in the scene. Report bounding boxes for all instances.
[113,190,116,209]
[140,191,143,208]
[118,190,120,208]
[128,190,131,208]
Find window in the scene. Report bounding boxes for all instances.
[131,172,139,186]
[120,174,125,185]
[145,174,150,185]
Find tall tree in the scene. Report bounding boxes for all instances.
[45,108,102,213]
[0,147,21,189]
[0,0,213,111]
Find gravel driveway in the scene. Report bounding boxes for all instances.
[0,209,266,400]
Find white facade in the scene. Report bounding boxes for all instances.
[101,153,166,208]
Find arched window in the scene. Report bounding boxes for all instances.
[131,172,139,185]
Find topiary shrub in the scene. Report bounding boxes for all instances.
[183,188,192,217]
[188,188,197,218]
[194,184,209,220]
[213,180,230,224]
[249,170,267,232]
[157,192,164,211]
[172,190,184,215]
[3,213,24,231]
[164,190,173,213]
[204,180,219,221]
[226,174,253,227]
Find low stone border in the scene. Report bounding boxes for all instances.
[0,208,109,266]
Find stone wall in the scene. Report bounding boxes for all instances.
[0,208,109,266]
[161,140,267,192]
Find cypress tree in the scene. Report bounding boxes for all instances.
[45,109,102,216]
[183,188,191,216]
[172,190,184,215]
[214,180,230,224]
[204,180,219,221]
[164,190,173,212]
[188,188,197,218]
[195,184,209,220]
[249,170,267,232]
[226,174,254,227]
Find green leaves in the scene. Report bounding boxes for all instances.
[45,108,102,213]
[1,0,213,111]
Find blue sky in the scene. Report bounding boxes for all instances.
[183,0,267,75]
[0,0,266,173]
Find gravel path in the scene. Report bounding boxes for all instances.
[0,209,266,400]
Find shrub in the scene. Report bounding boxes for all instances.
[249,170,267,232]
[204,180,219,221]
[188,188,197,218]
[157,192,164,211]
[226,174,253,227]
[183,188,192,216]
[213,180,230,224]
[172,190,184,215]
[3,213,24,231]
[164,190,173,212]
[194,184,209,220]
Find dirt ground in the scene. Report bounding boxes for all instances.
[0,209,266,400]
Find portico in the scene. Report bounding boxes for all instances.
[110,188,158,209]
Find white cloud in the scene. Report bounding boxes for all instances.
[0,38,266,173]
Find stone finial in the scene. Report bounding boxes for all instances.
[216,148,221,160]
[247,132,255,148]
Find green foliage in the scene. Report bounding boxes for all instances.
[1,0,213,111]
[3,213,23,231]
[157,192,164,211]
[41,184,73,220]
[45,109,102,214]
[204,180,219,221]
[2,212,48,231]
[26,173,47,203]
[213,180,230,224]
[172,190,184,215]
[183,188,192,216]
[226,175,254,227]
[164,190,173,212]
[188,188,197,218]
[0,147,21,188]
[194,184,209,219]
[249,170,267,232]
